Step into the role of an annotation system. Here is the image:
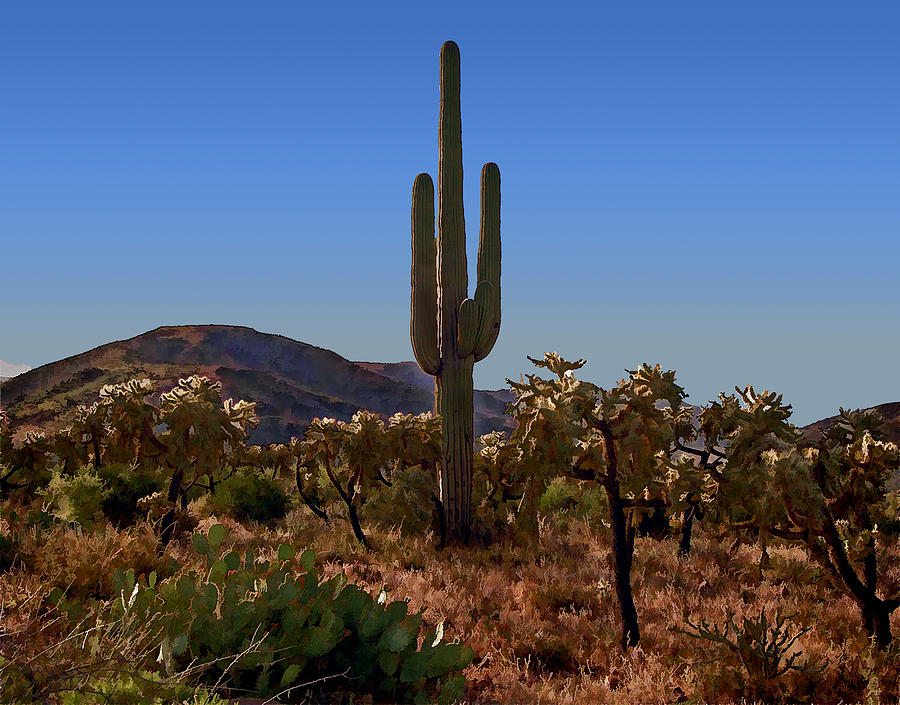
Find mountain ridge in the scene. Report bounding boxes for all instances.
[800,401,900,446]
[2,325,897,448]
[0,325,514,445]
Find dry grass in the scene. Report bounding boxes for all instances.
[2,504,900,703]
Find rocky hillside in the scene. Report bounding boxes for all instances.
[4,326,895,450]
[0,325,514,445]
[800,401,900,446]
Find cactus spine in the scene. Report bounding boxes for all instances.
[411,40,501,541]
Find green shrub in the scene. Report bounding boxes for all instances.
[40,464,167,529]
[97,463,166,527]
[539,477,607,524]
[363,465,436,534]
[42,470,110,528]
[59,671,224,705]
[208,467,290,524]
[108,525,471,703]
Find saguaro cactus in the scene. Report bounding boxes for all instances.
[411,40,501,542]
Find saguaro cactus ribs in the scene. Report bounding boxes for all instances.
[410,40,501,542]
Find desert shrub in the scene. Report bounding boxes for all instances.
[41,462,166,532]
[207,466,290,524]
[676,607,821,703]
[0,503,62,573]
[539,477,607,525]
[97,463,166,527]
[363,465,436,534]
[107,524,472,702]
[42,469,110,528]
[24,522,174,603]
[59,671,225,705]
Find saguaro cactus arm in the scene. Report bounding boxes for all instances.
[457,163,500,360]
[457,291,481,358]
[474,162,501,360]
[411,173,440,375]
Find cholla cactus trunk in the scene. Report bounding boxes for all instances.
[411,41,501,542]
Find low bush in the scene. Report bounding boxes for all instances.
[40,463,168,530]
[539,477,607,525]
[363,465,436,535]
[97,463,165,527]
[59,671,225,705]
[24,522,174,603]
[207,467,291,524]
[675,607,822,703]
[42,469,110,528]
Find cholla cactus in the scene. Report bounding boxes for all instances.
[294,411,445,547]
[411,41,501,542]
[504,354,690,649]
[0,421,55,495]
[295,413,391,547]
[100,378,159,467]
[701,394,900,648]
[70,401,110,468]
[474,430,522,511]
[156,376,258,543]
[385,411,442,475]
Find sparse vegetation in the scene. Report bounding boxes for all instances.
[2,358,899,704]
[3,26,896,703]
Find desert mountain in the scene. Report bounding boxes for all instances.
[0,325,514,445]
[800,401,900,446]
[3,326,895,450]
[354,360,514,420]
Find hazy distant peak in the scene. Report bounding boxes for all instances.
[0,359,31,378]
[353,361,433,388]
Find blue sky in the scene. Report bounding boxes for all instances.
[2,2,898,425]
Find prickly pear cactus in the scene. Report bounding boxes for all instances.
[105,525,472,700]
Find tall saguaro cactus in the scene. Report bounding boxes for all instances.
[411,40,501,542]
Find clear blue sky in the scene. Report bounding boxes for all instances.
[2,2,898,425]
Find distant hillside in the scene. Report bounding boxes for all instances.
[0,325,514,445]
[355,360,514,420]
[6,328,893,451]
[800,401,900,446]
